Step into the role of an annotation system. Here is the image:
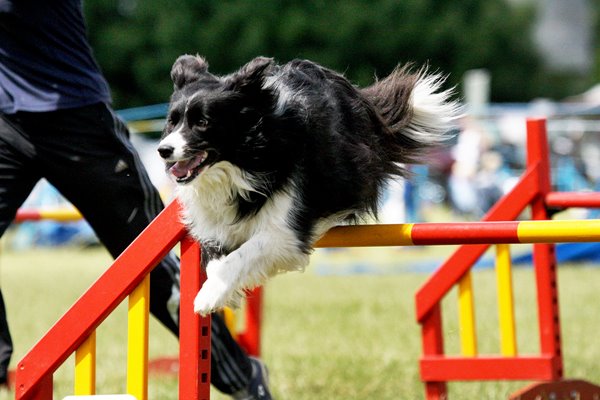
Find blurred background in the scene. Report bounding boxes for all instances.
[12,0,600,246]
[84,0,597,108]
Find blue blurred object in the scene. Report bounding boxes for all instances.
[511,242,600,264]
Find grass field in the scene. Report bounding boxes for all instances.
[1,244,600,399]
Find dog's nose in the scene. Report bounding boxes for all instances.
[158,144,174,159]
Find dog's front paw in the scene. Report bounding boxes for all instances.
[193,277,232,316]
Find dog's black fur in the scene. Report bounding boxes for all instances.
[158,56,458,314]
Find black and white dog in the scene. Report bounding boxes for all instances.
[158,56,459,315]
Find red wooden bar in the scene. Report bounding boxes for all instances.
[420,356,557,381]
[13,209,44,221]
[545,191,600,209]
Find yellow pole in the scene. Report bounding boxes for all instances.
[127,275,149,400]
[495,244,518,356]
[315,223,414,247]
[74,331,96,395]
[517,219,600,243]
[458,271,477,356]
[39,208,82,221]
[222,307,238,341]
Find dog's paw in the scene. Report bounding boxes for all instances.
[193,277,232,316]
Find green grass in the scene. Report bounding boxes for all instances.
[1,245,600,399]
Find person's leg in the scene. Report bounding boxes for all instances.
[26,104,254,394]
[0,114,42,236]
[0,292,12,385]
[210,313,252,394]
[0,114,42,383]
[24,104,180,332]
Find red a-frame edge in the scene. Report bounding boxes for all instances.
[15,201,213,400]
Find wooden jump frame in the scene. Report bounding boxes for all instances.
[13,118,600,399]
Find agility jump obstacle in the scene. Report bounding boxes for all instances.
[12,118,600,399]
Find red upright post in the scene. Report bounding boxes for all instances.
[238,287,263,357]
[421,304,447,400]
[526,118,563,378]
[180,237,211,400]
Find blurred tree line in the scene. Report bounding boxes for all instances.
[83,0,586,109]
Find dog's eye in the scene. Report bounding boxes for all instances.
[186,107,209,130]
[193,118,209,129]
[167,111,180,128]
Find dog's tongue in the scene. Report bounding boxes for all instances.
[170,154,206,179]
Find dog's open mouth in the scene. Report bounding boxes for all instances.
[167,151,210,184]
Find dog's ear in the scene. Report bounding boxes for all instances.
[227,57,274,92]
[171,55,209,90]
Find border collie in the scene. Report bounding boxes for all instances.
[158,56,459,315]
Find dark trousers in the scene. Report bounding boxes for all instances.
[0,104,251,393]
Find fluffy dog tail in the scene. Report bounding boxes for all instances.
[362,65,461,166]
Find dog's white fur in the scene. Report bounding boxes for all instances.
[175,163,320,314]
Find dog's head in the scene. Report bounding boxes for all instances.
[158,55,274,184]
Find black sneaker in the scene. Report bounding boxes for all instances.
[232,357,273,400]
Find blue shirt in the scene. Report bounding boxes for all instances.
[0,0,111,114]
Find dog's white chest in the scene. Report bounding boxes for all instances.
[176,185,252,249]
[175,161,296,250]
